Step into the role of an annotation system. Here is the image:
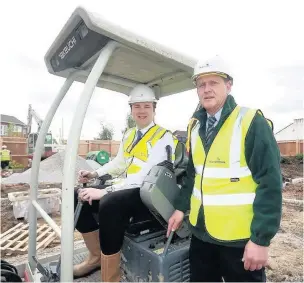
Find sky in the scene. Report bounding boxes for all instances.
[0,0,303,141]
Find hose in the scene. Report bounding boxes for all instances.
[0,260,22,282]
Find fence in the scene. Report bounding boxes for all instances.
[2,136,302,168]
[277,140,303,156]
[0,137,28,167]
[78,140,120,158]
[0,137,121,168]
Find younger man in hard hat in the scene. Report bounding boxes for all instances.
[168,55,282,282]
[73,84,178,281]
[1,145,11,170]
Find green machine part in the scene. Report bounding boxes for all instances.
[86,150,110,165]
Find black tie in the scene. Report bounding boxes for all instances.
[133,130,143,146]
[206,116,217,145]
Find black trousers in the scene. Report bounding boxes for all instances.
[1,161,9,169]
[189,235,266,282]
[74,186,152,255]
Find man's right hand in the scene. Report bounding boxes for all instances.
[78,170,97,183]
[167,210,184,237]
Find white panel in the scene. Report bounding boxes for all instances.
[44,6,196,98]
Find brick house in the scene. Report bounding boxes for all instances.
[1,114,27,137]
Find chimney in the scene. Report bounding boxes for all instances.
[294,118,304,140]
[294,118,304,125]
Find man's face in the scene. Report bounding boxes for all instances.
[131,102,155,129]
[196,74,231,114]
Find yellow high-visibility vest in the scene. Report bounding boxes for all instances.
[123,125,178,176]
[1,149,11,161]
[188,106,271,241]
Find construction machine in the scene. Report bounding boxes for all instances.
[27,104,65,165]
[15,6,197,282]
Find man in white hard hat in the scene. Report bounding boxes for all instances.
[73,84,178,281]
[167,55,282,282]
[1,145,11,170]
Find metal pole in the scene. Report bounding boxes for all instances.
[60,41,119,282]
[62,117,64,144]
[32,200,61,237]
[28,73,78,270]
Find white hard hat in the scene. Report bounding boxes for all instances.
[2,145,7,149]
[192,55,233,84]
[128,84,157,104]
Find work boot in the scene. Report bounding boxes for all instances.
[73,230,101,278]
[100,251,121,282]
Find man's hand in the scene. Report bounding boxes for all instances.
[167,210,184,237]
[242,240,268,271]
[78,170,97,183]
[78,188,107,205]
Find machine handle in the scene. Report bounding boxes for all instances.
[32,256,49,278]
[74,183,86,224]
[165,145,172,163]
[162,230,174,258]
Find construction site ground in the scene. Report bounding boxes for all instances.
[1,157,303,282]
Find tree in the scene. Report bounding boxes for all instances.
[95,122,114,140]
[126,113,136,129]
[121,113,136,135]
[7,123,15,137]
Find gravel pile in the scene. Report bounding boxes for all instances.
[2,151,99,185]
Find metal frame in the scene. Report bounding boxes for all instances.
[27,6,197,282]
[28,73,78,270]
[28,41,119,282]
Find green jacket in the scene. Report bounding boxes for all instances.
[175,95,282,247]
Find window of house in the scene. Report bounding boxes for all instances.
[13,125,22,133]
[1,125,8,136]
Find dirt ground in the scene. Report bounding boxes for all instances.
[266,204,303,282]
[0,182,62,198]
[265,157,303,282]
[280,156,303,179]
[1,157,303,281]
[0,198,20,234]
[283,182,303,200]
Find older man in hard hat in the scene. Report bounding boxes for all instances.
[73,84,178,281]
[1,145,11,170]
[168,55,282,282]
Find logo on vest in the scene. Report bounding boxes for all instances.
[209,157,226,164]
[230,178,240,182]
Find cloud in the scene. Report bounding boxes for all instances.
[14,54,45,73]
[1,0,304,141]
[266,65,304,113]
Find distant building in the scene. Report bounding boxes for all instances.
[275,118,303,156]
[275,118,304,141]
[1,114,27,137]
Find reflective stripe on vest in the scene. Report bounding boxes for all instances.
[1,149,10,161]
[123,125,178,176]
[186,118,198,153]
[189,106,258,241]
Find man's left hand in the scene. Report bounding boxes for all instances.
[78,188,107,205]
[242,240,268,271]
